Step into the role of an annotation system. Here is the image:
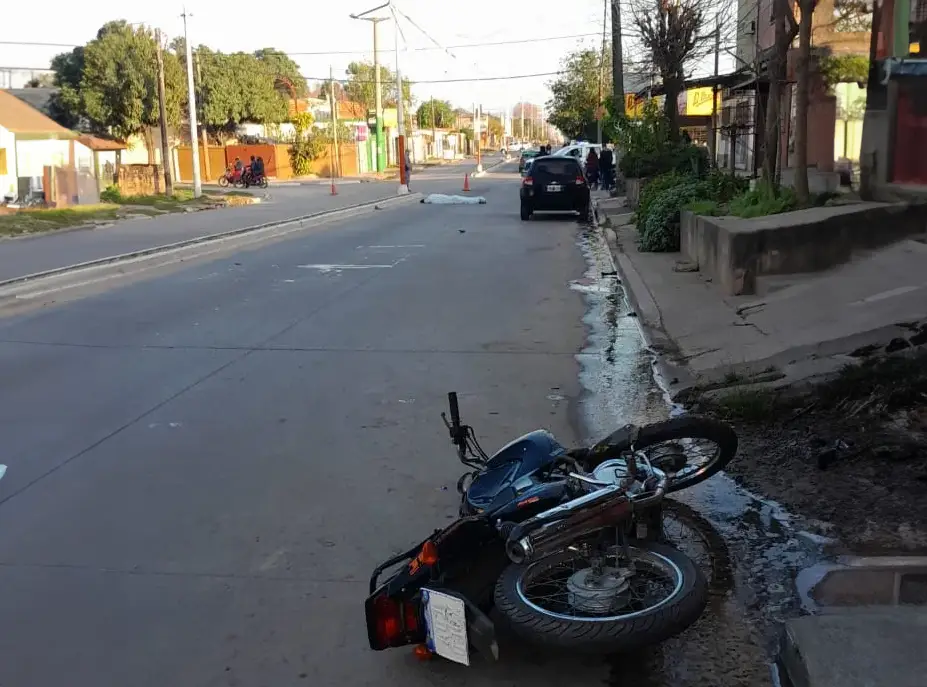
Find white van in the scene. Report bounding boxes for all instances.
[553,143,602,168]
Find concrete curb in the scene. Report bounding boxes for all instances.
[0,193,422,289]
[593,201,696,395]
[472,158,509,178]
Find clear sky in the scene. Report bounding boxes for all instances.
[1,0,622,116]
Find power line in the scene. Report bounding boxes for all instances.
[311,70,564,85]
[0,31,614,54]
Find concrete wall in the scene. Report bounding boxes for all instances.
[681,203,927,295]
[0,124,16,198]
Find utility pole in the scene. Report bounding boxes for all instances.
[611,0,625,114]
[351,9,388,173]
[430,97,437,158]
[711,14,721,164]
[474,103,482,172]
[393,9,408,194]
[598,0,607,145]
[181,9,201,198]
[193,50,211,183]
[154,29,174,196]
[372,19,386,173]
[329,65,341,178]
[520,98,525,141]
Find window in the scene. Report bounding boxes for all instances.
[533,159,581,176]
[0,148,6,175]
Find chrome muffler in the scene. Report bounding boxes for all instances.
[504,482,633,564]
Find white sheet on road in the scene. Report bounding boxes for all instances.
[421,194,487,205]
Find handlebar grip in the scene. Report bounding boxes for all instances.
[448,392,461,428]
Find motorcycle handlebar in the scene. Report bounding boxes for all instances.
[448,392,461,430]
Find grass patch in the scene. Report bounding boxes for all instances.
[0,204,122,237]
[101,185,203,209]
[685,199,722,216]
[728,184,797,218]
[816,353,927,411]
[711,388,784,423]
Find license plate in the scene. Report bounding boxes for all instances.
[546,184,562,192]
[422,588,469,666]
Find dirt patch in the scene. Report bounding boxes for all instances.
[692,353,927,553]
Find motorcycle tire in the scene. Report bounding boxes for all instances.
[586,416,737,494]
[218,176,229,188]
[494,541,706,654]
[233,180,244,189]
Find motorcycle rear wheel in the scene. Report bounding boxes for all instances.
[494,541,706,653]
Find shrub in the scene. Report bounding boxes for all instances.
[728,183,798,218]
[635,171,688,224]
[685,199,721,216]
[639,181,710,252]
[619,143,710,179]
[100,185,123,203]
[702,169,749,204]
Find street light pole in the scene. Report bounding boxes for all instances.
[350,5,390,174]
[392,7,408,194]
[181,8,201,197]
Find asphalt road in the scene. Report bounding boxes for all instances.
[0,155,498,283]
[0,158,619,686]
[0,157,786,686]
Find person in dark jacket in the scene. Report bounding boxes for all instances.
[585,148,600,188]
[599,145,614,191]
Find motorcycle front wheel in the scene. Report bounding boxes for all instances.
[218,176,230,187]
[494,541,706,653]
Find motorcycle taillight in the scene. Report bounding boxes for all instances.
[372,595,418,647]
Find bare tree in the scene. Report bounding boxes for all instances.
[794,0,820,203]
[628,0,721,138]
[762,0,800,185]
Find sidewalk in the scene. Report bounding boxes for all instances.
[0,183,401,283]
[596,195,927,397]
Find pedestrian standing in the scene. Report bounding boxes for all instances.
[403,148,412,190]
[599,145,614,191]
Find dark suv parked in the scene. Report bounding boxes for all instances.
[519,156,590,221]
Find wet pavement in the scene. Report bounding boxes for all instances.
[573,224,834,686]
[0,159,834,686]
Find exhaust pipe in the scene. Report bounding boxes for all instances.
[505,483,633,564]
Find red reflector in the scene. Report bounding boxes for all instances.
[523,176,533,186]
[373,595,402,645]
[576,176,586,185]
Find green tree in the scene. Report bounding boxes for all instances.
[344,62,411,112]
[487,114,504,140]
[546,48,610,141]
[415,99,454,128]
[48,46,86,129]
[76,21,184,154]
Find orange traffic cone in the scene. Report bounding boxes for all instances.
[330,178,338,195]
[463,174,470,192]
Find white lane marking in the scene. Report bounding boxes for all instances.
[849,284,923,305]
[297,264,395,270]
[357,245,426,249]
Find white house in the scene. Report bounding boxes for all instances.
[0,89,88,201]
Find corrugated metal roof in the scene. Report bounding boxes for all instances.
[0,89,74,137]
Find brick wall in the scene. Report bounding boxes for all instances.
[117,164,165,196]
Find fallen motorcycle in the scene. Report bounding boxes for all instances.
[365,392,737,664]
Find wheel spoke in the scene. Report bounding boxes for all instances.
[517,547,683,621]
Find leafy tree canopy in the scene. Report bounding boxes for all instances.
[344,61,412,112]
[416,99,454,128]
[546,48,610,141]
